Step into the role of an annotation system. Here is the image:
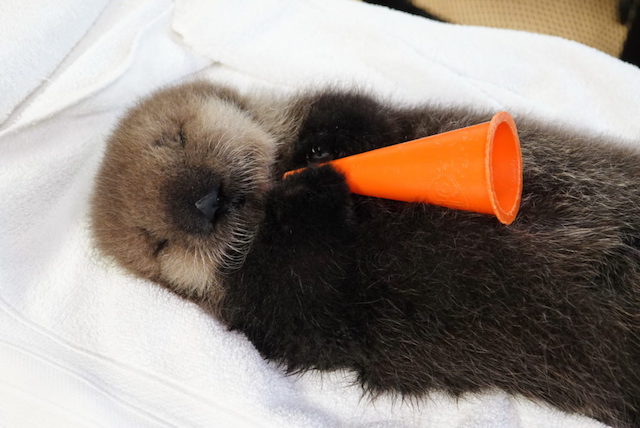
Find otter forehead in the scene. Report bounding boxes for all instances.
[191,97,277,162]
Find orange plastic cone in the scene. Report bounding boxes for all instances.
[284,112,522,225]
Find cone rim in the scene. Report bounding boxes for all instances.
[486,112,522,225]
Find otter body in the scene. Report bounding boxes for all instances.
[91,82,640,427]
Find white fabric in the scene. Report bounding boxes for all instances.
[0,0,108,123]
[2,0,638,426]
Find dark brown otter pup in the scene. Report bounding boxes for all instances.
[91,81,640,427]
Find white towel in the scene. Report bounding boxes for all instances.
[1,0,637,426]
[0,0,108,124]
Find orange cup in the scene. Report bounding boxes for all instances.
[284,112,522,224]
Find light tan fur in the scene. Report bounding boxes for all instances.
[90,81,302,312]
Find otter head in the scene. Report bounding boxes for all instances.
[91,81,275,310]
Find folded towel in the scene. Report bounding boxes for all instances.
[0,0,108,124]
[174,0,640,143]
[2,0,638,426]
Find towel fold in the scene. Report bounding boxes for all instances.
[0,0,108,124]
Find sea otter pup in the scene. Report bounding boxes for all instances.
[91,81,640,427]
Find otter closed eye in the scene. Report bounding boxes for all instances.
[138,227,168,257]
[154,128,187,148]
[152,239,168,257]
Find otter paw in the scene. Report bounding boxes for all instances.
[268,165,354,236]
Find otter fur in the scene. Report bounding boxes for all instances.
[91,81,640,427]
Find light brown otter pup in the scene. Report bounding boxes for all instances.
[91,82,297,309]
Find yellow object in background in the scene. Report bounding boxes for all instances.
[412,0,628,57]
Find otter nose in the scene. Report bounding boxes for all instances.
[195,186,221,221]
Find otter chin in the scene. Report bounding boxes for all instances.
[91,80,640,427]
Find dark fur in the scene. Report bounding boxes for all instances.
[217,92,640,427]
[93,83,640,427]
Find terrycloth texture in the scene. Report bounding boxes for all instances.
[0,0,108,124]
[1,0,639,426]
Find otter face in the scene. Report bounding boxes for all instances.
[91,82,275,306]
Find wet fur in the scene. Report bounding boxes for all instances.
[91,82,640,427]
